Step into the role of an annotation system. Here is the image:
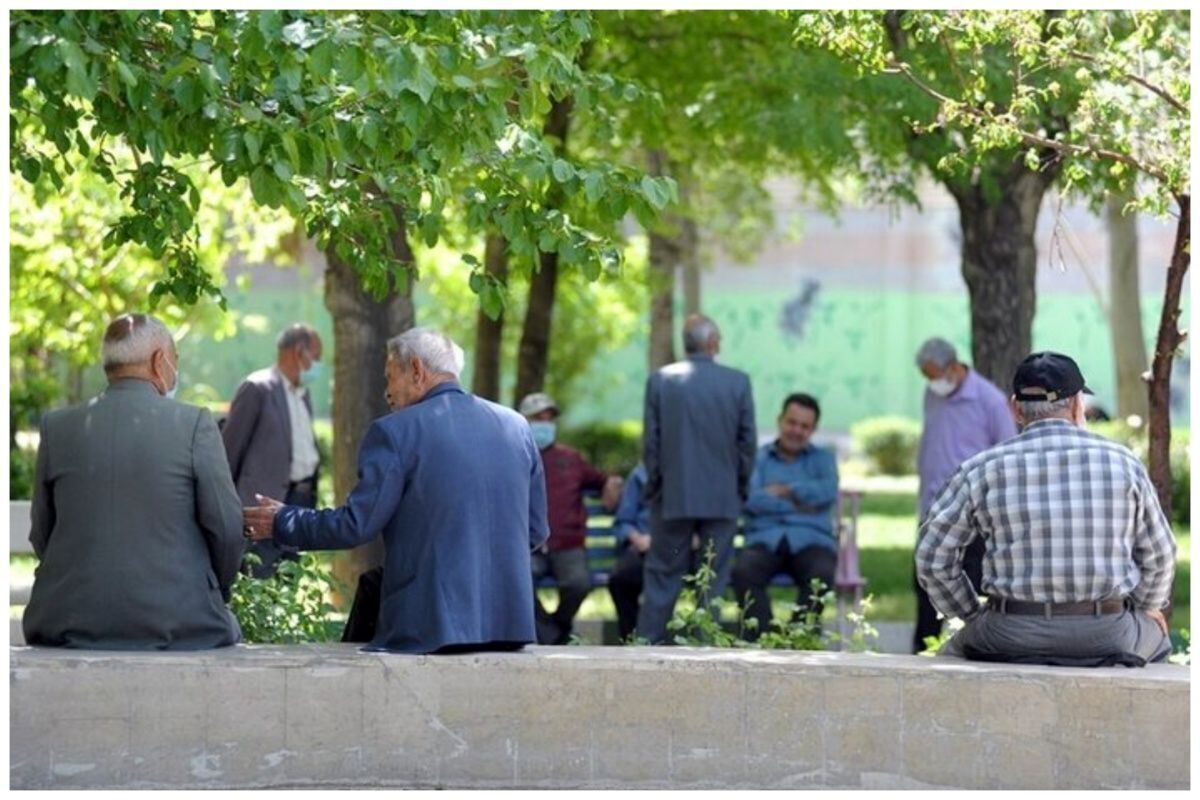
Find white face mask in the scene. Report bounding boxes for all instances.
[928,377,956,397]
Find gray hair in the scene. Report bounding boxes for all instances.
[1016,395,1075,422]
[276,323,317,351]
[386,327,464,377]
[101,313,174,370]
[915,337,957,369]
[682,315,720,354]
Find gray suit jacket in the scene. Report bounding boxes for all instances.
[23,379,244,649]
[643,354,757,520]
[221,367,317,505]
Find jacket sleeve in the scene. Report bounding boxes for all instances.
[192,408,246,598]
[275,421,403,551]
[744,449,794,516]
[736,374,757,501]
[221,379,264,484]
[527,430,550,551]
[28,415,54,559]
[789,449,839,509]
[642,373,662,503]
[611,467,646,545]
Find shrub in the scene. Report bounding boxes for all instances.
[561,419,643,477]
[850,416,921,476]
[1091,421,1190,527]
[312,418,334,509]
[230,553,343,643]
[10,446,36,501]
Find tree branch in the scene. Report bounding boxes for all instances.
[1068,49,1188,115]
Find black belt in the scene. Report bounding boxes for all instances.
[987,596,1125,617]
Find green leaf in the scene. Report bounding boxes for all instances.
[308,39,334,77]
[551,159,575,183]
[336,46,364,84]
[640,175,670,211]
[116,60,138,88]
[583,170,605,203]
[407,62,438,104]
[18,157,40,183]
[244,131,261,162]
[280,132,301,170]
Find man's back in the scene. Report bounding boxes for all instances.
[644,355,756,520]
[919,419,1176,613]
[24,379,244,650]
[278,382,548,653]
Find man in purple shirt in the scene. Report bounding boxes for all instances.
[913,337,1017,652]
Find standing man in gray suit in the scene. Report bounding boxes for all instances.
[636,314,758,643]
[222,323,323,577]
[23,313,244,650]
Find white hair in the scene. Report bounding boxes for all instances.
[916,337,957,369]
[1016,395,1075,422]
[683,315,720,354]
[101,313,174,370]
[386,327,464,377]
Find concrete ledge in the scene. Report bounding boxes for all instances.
[10,644,1189,789]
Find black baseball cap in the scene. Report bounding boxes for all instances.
[1012,351,1093,402]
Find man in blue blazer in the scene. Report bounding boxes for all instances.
[244,327,549,654]
[637,314,757,643]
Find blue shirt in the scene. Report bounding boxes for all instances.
[743,441,840,553]
[274,382,549,654]
[917,368,1017,519]
[611,463,651,547]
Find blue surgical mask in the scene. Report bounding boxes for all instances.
[300,349,323,384]
[530,421,557,450]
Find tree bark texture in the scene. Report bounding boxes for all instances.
[949,169,1053,390]
[472,232,508,401]
[513,94,572,407]
[1105,191,1149,421]
[1147,194,1189,518]
[322,203,416,606]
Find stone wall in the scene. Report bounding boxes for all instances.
[10,644,1189,789]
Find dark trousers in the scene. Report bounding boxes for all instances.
[608,544,702,641]
[245,478,315,579]
[731,541,838,641]
[635,512,738,645]
[531,547,591,645]
[913,535,986,653]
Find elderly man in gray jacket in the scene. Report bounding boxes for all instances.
[23,313,245,650]
[636,314,757,643]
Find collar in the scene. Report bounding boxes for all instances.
[417,380,465,404]
[1021,418,1077,433]
[272,365,303,393]
[687,354,714,363]
[105,377,160,394]
[768,439,811,460]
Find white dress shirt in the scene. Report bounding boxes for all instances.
[274,367,320,482]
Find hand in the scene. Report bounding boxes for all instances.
[629,531,651,554]
[601,475,624,511]
[1145,608,1169,637]
[242,494,284,541]
[764,483,792,499]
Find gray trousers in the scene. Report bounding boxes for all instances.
[635,511,737,644]
[940,605,1171,666]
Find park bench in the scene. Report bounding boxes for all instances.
[10,643,1188,790]
[537,490,868,630]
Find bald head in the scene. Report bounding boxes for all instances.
[682,314,720,356]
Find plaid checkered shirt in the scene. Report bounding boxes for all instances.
[915,418,1176,621]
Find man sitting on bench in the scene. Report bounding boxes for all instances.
[917,351,1176,666]
[520,392,623,645]
[731,392,840,641]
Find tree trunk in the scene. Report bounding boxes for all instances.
[513,94,572,407]
[1147,194,1189,518]
[681,216,701,316]
[472,233,508,401]
[322,203,416,607]
[949,170,1052,389]
[1105,191,1149,421]
[645,150,697,370]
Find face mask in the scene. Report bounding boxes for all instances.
[300,350,323,384]
[529,421,557,450]
[161,358,179,400]
[928,377,956,397]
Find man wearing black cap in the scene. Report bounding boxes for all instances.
[915,352,1177,666]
